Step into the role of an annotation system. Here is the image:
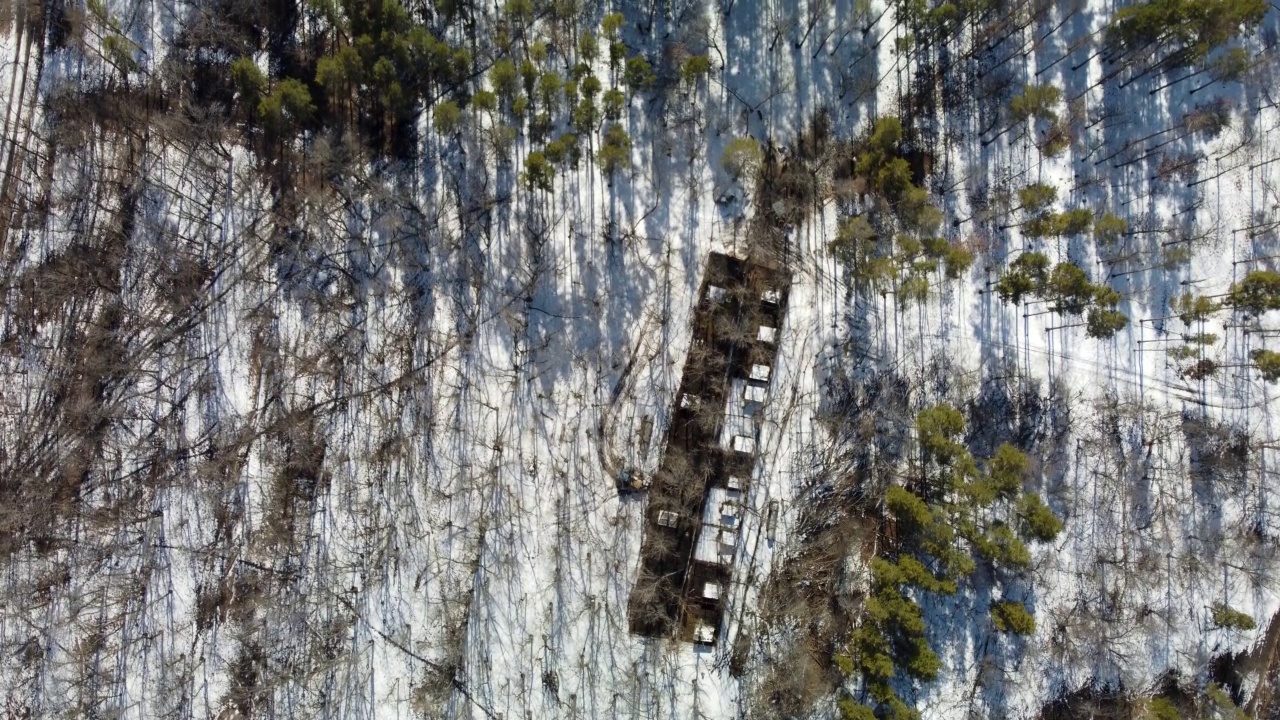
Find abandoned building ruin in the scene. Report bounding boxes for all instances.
[627,253,790,645]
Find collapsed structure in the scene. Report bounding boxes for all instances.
[627,253,789,644]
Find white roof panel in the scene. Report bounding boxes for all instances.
[749,364,771,382]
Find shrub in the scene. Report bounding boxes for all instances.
[1184,100,1232,136]
[578,30,599,62]
[1056,208,1094,236]
[987,444,1029,497]
[258,79,315,133]
[1010,83,1062,123]
[975,523,1031,570]
[1144,697,1181,720]
[472,90,497,112]
[996,252,1050,304]
[916,404,966,463]
[538,71,563,113]
[602,11,625,38]
[898,275,929,307]
[1182,358,1219,380]
[1095,212,1129,244]
[829,215,876,264]
[1172,292,1221,324]
[904,636,940,680]
[721,137,763,181]
[432,100,461,135]
[231,56,267,104]
[991,600,1036,635]
[624,56,656,91]
[897,555,956,594]
[1228,270,1280,313]
[490,58,519,101]
[681,54,713,84]
[572,96,598,133]
[1018,183,1058,213]
[596,123,631,176]
[1046,262,1095,314]
[523,150,554,192]
[1252,349,1280,383]
[1211,602,1256,630]
[886,486,932,529]
[851,624,894,680]
[944,245,974,280]
[602,88,626,120]
[838,699,877,720]
[1087,307,1129,338]
[1018,493,1063,541]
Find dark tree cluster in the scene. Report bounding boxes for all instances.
[995,253,1129,339]
[836,406,1060,720]
[1106,0,1267,67]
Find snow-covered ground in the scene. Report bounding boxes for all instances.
[0,0,1279,718]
